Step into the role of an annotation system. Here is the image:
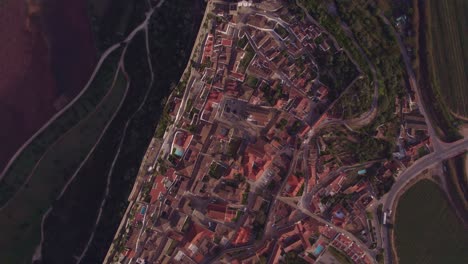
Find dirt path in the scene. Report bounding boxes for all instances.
[31,48,129,263]
[75,7,159,263]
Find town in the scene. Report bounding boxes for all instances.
[105,1,436,264]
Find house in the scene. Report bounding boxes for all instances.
[243,140,275,181]
[206,203,236,223]
[202,34,214,64]
[232,227,252,245]
[316,86,328,100]
[184,224,215,263]
[284,175,305,197]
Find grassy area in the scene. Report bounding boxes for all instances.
[88,0,149,52]
[0,67,128,263]
[333,0,405,117]
[283,251,309,264]
[3,0,206,263]
[331,77,373,119]
[245,75,259,87]
[300,0,406,128]
[320,125,392,164]
[0,47,123,208]
[40,31,153,263]
[76,1,205,262]
[394,179,468,264]
[274,24,289,39]
[239,43,255,72]
[295,1,370,76]
[426,0,467,118]
[328,246,353,264]
[237,35,248,49]
[312,48,359,99]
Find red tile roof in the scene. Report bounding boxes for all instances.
[221,38,233,47]
[232,227,251,245]
[285,175,305,197]
[319,225,338,240]
[206,204,236,222]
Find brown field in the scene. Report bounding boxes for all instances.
[427,0,467,118]
[0,0,95,172]
[416,0,462,142]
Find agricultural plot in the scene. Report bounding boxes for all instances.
[0,67,128,264]
[319,125,392,165]
[48,1,206,262]
[40,31,153,264]
[0,47,122,207]
[394,180,468,264]
[427,0,468,117]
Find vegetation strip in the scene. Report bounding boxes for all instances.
[0,47,123,207]
[415,0,462,141]
[426,0,467,117]
[0,62,128,263]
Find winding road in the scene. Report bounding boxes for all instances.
[379,14,441,152]
[66,2,466,264]
[375,13,467,264]
[296,0,379,129]
[293,4,468,264]
[380,137,468,264]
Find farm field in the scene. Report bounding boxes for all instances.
[0,47,122,207]
[427,0,468,118]
[394,179,468,264]
[40,31,153,264]
[416,0,461,142]
[69,1,206,262]
[0,0,58,172]
[0,65,128,264]
[0,0,96,172]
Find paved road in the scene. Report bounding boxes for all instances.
[278,196,377,263]
[296,0,379,130]
[337,21,379,128]
[379,14,442,152]
[380,137,468,264]
[374,14,468,264]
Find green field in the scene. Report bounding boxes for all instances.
[0,65,128,263]
[331,77,373,119]
[394,179,468,264]
[328,246,353,264]
[40,31,152,264]
[0,47,122,207]
[40,0,206,262]
[300,0,406,132]
[427,0,468,117]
